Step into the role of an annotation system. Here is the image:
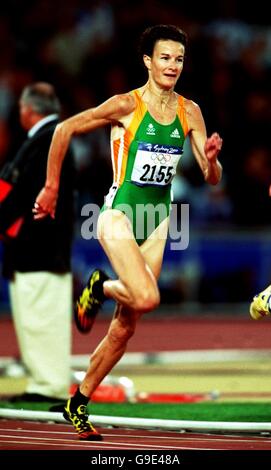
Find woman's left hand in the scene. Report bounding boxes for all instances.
[204,132,223,161]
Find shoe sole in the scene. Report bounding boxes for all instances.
[63,410,103,440]
[74,301,99,334]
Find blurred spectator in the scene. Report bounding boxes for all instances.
[0,82,75,402]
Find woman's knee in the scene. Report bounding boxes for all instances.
[133,287,160,313]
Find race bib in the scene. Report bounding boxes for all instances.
[131,142,183,186]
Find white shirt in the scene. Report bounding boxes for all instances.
[28,114,59,138]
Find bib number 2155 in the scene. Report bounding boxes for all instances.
[140,164,174,184]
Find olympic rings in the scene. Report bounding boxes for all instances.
[150,153,171,164]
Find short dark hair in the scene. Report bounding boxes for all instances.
[20,82,61,115]
[139,24,188,58]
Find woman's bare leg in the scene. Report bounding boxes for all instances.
[79,216,169,398]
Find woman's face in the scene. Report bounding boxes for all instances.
[144,39,185,90]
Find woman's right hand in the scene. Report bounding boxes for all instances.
[32,185,58,220]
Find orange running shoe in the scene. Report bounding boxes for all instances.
[74,269,109,333]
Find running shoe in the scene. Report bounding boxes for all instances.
[74,269,109,333]
[250,285,271,320]
[63,398,102,440]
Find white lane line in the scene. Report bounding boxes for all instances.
[1,427,271,444]
[0,438,215,450]
[3,432,267,450]
[0,439,134,449]
[0,433,182,450]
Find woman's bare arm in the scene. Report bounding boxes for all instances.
[186,99,222,185]
[33,94,135,219]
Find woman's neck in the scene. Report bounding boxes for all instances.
[143,81,175,112]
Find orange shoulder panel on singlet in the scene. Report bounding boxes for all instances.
[176,95,189,137]
[111,89,147,186]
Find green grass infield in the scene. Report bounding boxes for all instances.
[0,401,270,422]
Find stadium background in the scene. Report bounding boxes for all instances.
[0,4,271,451]
[0,0,270,315]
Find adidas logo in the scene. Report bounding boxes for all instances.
[146,123,156,135]
[170,128,180,138]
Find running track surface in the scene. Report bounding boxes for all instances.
[1,419,271,450]
[1,315,270,356]
[1,315,271,451]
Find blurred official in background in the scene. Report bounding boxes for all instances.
[0,82,75,402]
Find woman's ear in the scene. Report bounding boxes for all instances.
[143,54,151,71]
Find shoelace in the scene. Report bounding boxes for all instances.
[70,405,94,432]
